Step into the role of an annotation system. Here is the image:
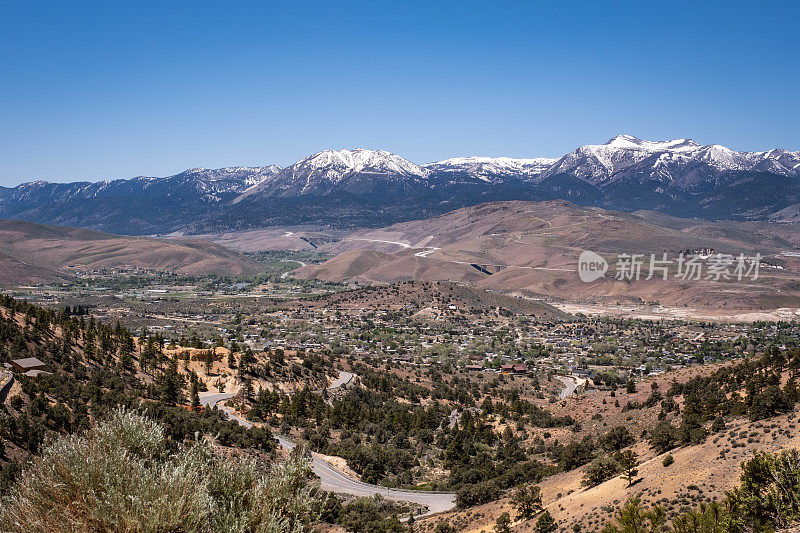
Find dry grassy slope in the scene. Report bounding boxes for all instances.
[162,345,331,396]
[524,410,799,533]
[634,209,800,248]
[477,269,795,311]
[422,416,800,533]
[300,201,800,311]
[180,227,345,252]
[295,249,395,281]
[768,203,800,224]
[328,201,791,256]
[282,280,567,319]
[295,249,487,285]
[418,363,800,533]
[355,251,487,285]
[0,248,66,285]
[0,219,263,284]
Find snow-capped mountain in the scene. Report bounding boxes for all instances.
[0,165,283,234]
[423,156,557,183]
[237,149,429,200]
[539,134,800,190]
[170,166,282,201]
[1,165,282,211]
[3,136,799,234]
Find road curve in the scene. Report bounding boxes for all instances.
[555,375,578,399]
[274,436,455,514]
[327,370,354,390]
[199,377,456,515]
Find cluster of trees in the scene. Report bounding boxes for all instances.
[493,486,557,533]
[319,493,419,532]
[0,296,278,491]
[645,347,799,455]
[546,425,637,487]
[582,449,639,488]
[240,349,574,495]
[326,386,444,485]
[237,361,446,486]
[445,411,556,507]
[480,389,575,428]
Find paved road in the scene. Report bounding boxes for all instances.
[327,370,354,390]
[555,375,578,399]
[199,373,456,515]
[199,391,237,408]
[274,435,455,514]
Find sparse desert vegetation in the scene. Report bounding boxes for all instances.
[0,408,319,532]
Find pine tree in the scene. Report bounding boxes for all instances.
[190,380,200,411]
[119,350,133,376]
[494,512,511,533]
[511,485,542,520]
[242,377,254,401]
[535,510,557,533]
[617,450,639,487]
[205,350,213,375]
[159,359,185,406]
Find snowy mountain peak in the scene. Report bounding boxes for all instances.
[235,149,430,200]
[604,134,643,146]
[539,135,800,187]
[430,156,556,167]
[4,136,800,234]
[603,134,700,151]
[294,149,427,178]
[424,156,557,182]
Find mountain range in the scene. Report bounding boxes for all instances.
[2,135,799,235]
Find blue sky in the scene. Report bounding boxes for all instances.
[1,1,798,186]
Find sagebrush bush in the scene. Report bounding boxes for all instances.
[0,407,319,533]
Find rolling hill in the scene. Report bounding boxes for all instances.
[281,280,567,320]
[294,201,800,312]
[0,219,262,285]
[416,364,800,532]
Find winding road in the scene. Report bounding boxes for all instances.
[275,434,455,513]
[199,371,456,515]
[327,370,354,389]
[555,375,579,399]
[555,374,588,399]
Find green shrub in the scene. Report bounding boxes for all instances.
[335,495,409,533]
[662,454,674,467]
[582,455,621,487]
[0,407,318,533]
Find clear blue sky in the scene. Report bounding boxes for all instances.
[1,0,798,186]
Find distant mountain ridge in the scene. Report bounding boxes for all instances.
[539,134,800,188]
[2,136,799,234]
